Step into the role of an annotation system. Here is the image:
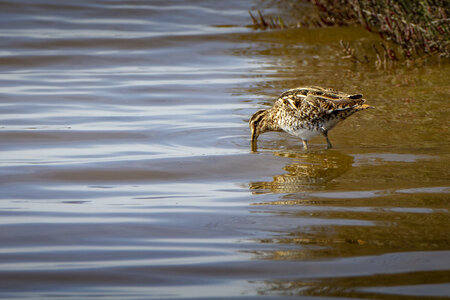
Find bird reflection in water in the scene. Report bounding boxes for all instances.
[249,150,353,195]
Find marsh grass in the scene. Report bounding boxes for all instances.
[250,0,449,67]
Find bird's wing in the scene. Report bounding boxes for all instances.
[279,87,366,118]
[278,87,318,111]
[303,93,366,114]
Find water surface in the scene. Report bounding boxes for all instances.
[0,0,449,299]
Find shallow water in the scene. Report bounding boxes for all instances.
[0,1,449,299]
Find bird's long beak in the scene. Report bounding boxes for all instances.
[250,131,258,152]
[251,140,257,152]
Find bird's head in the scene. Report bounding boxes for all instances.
[249,109,270,151]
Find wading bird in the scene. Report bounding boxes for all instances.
[249,86,373,151]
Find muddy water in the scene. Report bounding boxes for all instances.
[0,1,449,299]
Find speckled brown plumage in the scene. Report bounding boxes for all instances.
[249,86,373,151]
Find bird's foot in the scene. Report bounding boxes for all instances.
[302,140,308,150]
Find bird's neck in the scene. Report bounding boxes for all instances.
[264,109,282,132]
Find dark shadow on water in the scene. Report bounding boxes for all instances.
[256,270,450,299]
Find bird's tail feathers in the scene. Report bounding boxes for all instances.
[357,104,375,110]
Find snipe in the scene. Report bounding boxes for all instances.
[249,86,373,151]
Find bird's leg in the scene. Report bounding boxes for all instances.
[302,140,308,150]
[321,130,332,149]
